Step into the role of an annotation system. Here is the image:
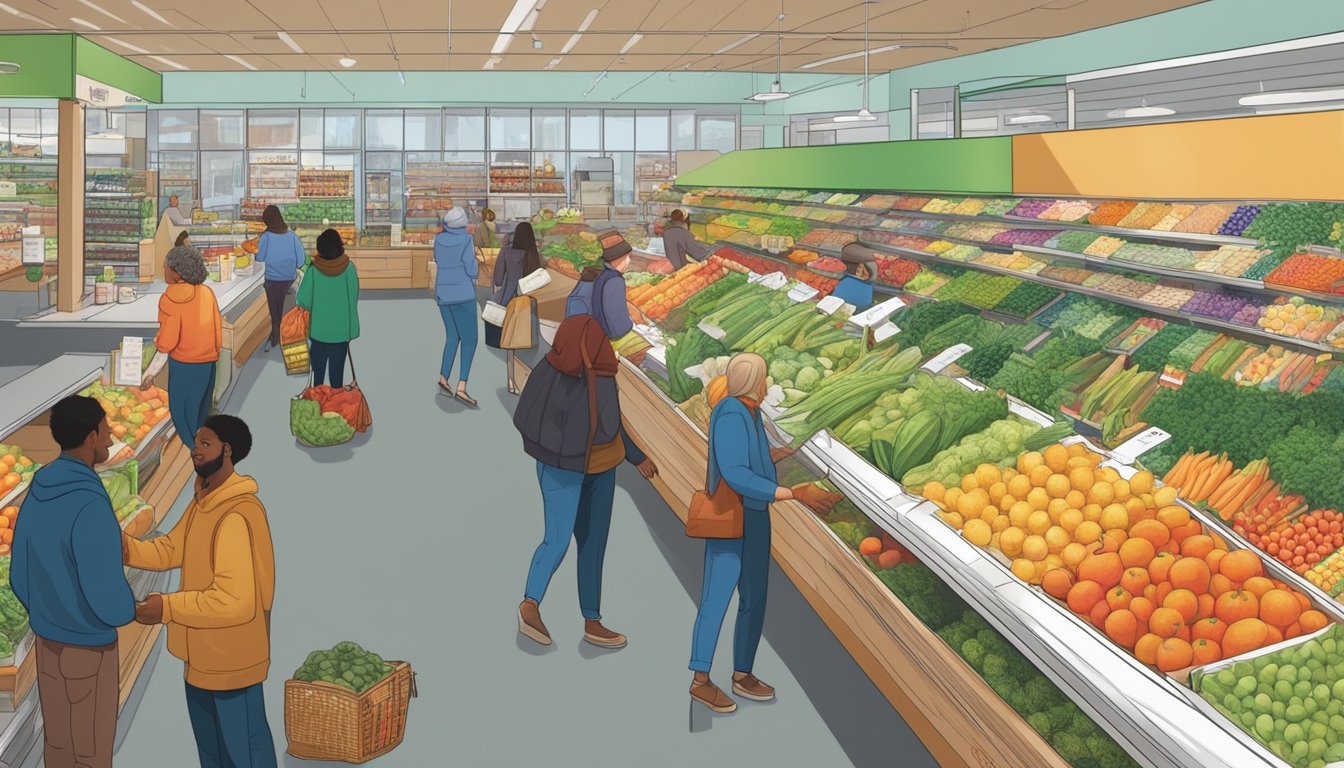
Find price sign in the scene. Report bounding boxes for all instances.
[0,181,15,197]
[849,296,907,328]
[697,321,726,341]
[787,283,820,303]
[957,377,987,393]
[816,295,847,316]
[922,343,974,373]
[114,336,144,387]
[1111,427,1171,465]
[748,271,789,290]
[873,322,901,344]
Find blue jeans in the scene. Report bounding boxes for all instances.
[689,507,771,674]
[309,339,349,388]
[523,463,617,620]
[184,681,277,768]
[168,359,216,450]
[438,301,478,382]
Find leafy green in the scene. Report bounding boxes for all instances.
[293,641,395,694]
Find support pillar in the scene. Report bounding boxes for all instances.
[57,98,84,313]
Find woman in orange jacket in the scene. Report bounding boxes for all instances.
[142,246,223,450]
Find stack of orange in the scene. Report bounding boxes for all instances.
[0,505,17,556]
[627,256,740,322]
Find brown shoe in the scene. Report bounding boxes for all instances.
[732,673,776,702]
[690,680,737,713]
[583,620,627,649]
[518,600,551,646]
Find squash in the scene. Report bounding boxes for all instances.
[706,375,729,408]
[241,238,259,254]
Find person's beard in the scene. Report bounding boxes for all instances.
[193,454,225,479]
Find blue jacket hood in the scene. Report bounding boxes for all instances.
[28,455,105,504]
[436,227,471,244]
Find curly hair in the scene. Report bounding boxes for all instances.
[164,245,208,285]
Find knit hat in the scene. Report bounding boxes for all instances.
[597,230,632,263]
[443,207,469,229]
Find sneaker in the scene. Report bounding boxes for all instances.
[518,600,551,646]
[732,673,776,702]
[583,620,627,649]
[690,681,737,714]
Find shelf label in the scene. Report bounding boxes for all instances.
[0,181,15,197]
[922,343,973,373]
[873,322,901,344]
[849,296,907,328]
[957,377,987,393]
[1007,397,1058,428]
[1111,427,1171,465]
[787,283,820,303]
[21,226,42,266]
[643,345,667,371]
[748,271,789,290]
[697,321,726,341]
[1159,373,1184,388]
[114,336,144,387]
[816,295,847,316]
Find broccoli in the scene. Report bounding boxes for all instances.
[1022,676,1067,712]
[876,565,967,631]
[795,366,823,391]
[982,654,1008,680]
[976,628,1014,659]
[961,638,986,669]
[987,675,1016,701]
[1092,744,1140,768]
[1047,704,1075,733]
[1027,712,1053,739]
[1006,689,1033,716]
[828,521,868,551]
[1050,732,1088,763]
[961,610,991,634]
[936,619,976,653]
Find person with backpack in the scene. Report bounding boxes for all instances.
[565,231,639,340]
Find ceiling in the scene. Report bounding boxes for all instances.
[0,0,1209,74]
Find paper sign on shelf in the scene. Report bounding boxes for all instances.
[787,283,820,303]
[0,181,15,197]
[696,321,726,341]
[922,343,973,373]
[957,377,986,393]
[644,345,668,371]
[518,268,552,295]
[114,337,144,387]
[816,295,847,316]
[1007,397,1058,428]
[848,296,907,328]
[633,324,664,347]
[872,322,901,344]
[21,226,42,266]
[1159,373,1184,388]
[747,271,789,290]
[1111,427,1171,465]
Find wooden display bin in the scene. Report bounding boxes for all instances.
[347,248,431,290]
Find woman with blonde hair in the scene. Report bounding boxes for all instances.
[687,353,837,713]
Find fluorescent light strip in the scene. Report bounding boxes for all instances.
[130,0,171,26]
[801,44,901,69]
[619,33,642,55]
[70,17,100,30]
[0,4,17,14]
[224,54,257,70]
[104,37,149,55]
[149,55,188,71]
[1238,87,1344,106]
[78,0,125,23]
[544,57,563,70]
[561,9,599,54]
[491,34,513,55]
[1005,113,1054,125]
[714,33,758,55]
[1105,106,1174,119]
[277,32,303,54]
[483,56,502,70]
[1069,31,1344,84]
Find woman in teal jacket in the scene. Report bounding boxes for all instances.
[296,229,360,387]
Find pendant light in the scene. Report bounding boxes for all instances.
[748,9,790,102]
[832,1,877,122]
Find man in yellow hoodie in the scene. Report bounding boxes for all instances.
[124,414,277,767]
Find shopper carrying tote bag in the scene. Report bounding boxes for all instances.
[488,222,543,394]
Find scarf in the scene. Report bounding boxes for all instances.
[312,252,350,277]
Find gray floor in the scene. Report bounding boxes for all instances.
[104,293,938,768]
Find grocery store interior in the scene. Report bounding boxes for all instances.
[3,0,1344,766]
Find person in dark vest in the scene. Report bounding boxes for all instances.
[661,209,709,270]
[564,231,639,340]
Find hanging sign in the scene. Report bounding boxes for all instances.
[75,75,148,107]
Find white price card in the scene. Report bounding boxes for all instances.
[518,268,552,295]
[787,283,820,303]
[633,324,664,346]
[922,343,974,373]
[1110,427,1171,465]
[849,296,908,328]
[957,377,987,393]
[747,271,788,290]
[697,320,726,341]
[1007,397,1058,428]
[1159,373,1184,388]
[115,336,144,387]
[643,345,668,374]
[0,181,15,197]
[873,322,901,344]
[21,226,42,266]
[816,295,847,316]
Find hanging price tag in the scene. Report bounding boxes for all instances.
[697,321,726,341]
[1111,427,1171,465]
[873,322,901,344]
[922,343,974,373]
[849,296,908,328]
[787,283,820,303]
[957,377,986,393]
[748,271,789,290]
[816,295,847,315]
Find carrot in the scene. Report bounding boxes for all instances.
[1164,453,1193,487]
[1192,456,1233,501]
[1209,471,1249,512]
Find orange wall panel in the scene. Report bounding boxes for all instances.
[1013,112,1344,202]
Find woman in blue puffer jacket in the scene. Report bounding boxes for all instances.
[433,207,479,406]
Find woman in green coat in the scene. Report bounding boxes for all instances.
[296,229,360,387]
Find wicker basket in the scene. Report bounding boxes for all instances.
[282,342,310,376]
[284,661,415,764]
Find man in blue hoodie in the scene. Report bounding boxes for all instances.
[12,394,135,768]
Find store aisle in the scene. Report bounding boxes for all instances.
[107,293,937,768]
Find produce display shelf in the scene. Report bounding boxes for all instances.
[687,204,875,237]
[859,238,1342,358]
[1015,245,1272,295]
[713,241,912,299]
[0,355,105,441]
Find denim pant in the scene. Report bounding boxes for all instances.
[523,463,617,620]
[438,300,478,382]
[168,359,216,451]
[263,279,292,346]
[689,507,771,674]
[184,681,277,768]
[309,339,349,388]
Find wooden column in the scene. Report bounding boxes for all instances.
[56,99,85,313]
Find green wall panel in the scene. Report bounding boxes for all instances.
[0,35,74,99]
[675,136,1012,194]
[74,37,161,103]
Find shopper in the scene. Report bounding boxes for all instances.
[175,229,192,248]
[687,353,839,713]
[143,245,222,451]
[434,207,480,406]
[662,209,709,270]
[125,414,277,768]
[255,205,306,352]
[831,241,880,311]
[565,230,639,340]
[12,395,134,768]
[514,315,657,649]
[473,207,500,250]
[296,229,360,389]
[164,194,192,227]
[492,221,542,394]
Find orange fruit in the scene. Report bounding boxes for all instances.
[1143,584,1158,601]
[1204,548,1226,574]
[1134,633,1163,666]
[1106,587,1133,612]
[1067,580,1105,615]
[1264,625,1284,646]
[1149,607,1185,638]
[1300,610,1329,634]
[1191,617,1227,645]
[1101,529,1128,553]
[1156,637,1194,672]
[1215,590,1259,624]
[1119,538,1156,569]
[1078,552,1124,591]
[1029,465,1053,488]
[859,538,883,557]
[1130,519,1171,548]
[1294,591,1312,613]
[1043,444,1070,473]
[1218,550,1261,583]
[1196,593,1217,621]
[1148,552,1177,584]
[1154,582,1174,606]
[1222,618,1270,657]
[1242,576,1275,599]
[1180,535,1215,559]
[1171,520,1203,546]
[1157,505,1190,530]
[1121,567,1151,596]
[1129,596,1155,625]
[1209,573,1234,597]
[1259,589,1302,629]
[1089,600,1112,630]
[1169,557,1212,594]
[1046,474,1071,499]
[1105,609,1140,649]
[1163,589,1200,624]
[1191,638,1222,666]
[1285,623,1303,640]
[1042,568,1074,600]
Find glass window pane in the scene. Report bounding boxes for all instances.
[698,115,736,153]
[671,110,696,151]
[570,110,600,150]
[365,110,403,151]
[156,110,199,148]
[488,109,529,150]
[532,110,565,150]
[300,151,325,168]
[606,152,634,206]
[636,111,669,152]
[324,109,360,149]
[444,109,485,151]
[200,110,244,149]
[533,152,565,197]
[247,110,297,149]
[200,151,244,213]
[603,110,633,152]
[404,110,442,152]
[301,109,323,149]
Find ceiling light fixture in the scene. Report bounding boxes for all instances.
[130,0,170,26]
[830,2,877,123]
[545,57,562,70]
[277,32,303,54]
[715,33,758,55]
[801,41,955,69]
[149,55,188,71]
[483,56,502,70]
[339,57,356,68]
[78,0,125,23]
[398,70,405,85]
[1106,98,1174,120]
[0,4,17,15]
[520,0,546,31]
[561,9,599,54]
[1005,113,1054,125]
[0,62,19,74]
[531,36,543,49]
[224,54,257,70]
[1238,86,1344,107]
[619,34,642,55]
[492,0,542,56]
[69,17,100,30]
[748,11,790,102]
[104,37,149,55]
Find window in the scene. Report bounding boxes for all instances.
[605,152,634,206]
[636,111,669,152]
[200,110,244,149]
[247,110,298,149]
[671,110,696,151]
[404,109,442,151]
[532,110,565,150]
[200,151,244,212]
[570,109,600,150]
[324,109,361,149]
[697,115,736,153]
[444,109,485,151]
[603,110,634,151]
[301,110,324,149]
[365,110,403,151]
[156,110,199,148]
[489,109,529,150]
